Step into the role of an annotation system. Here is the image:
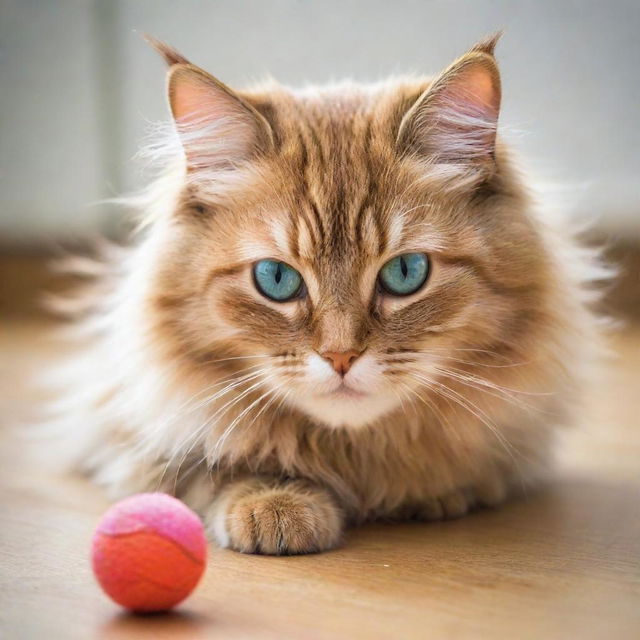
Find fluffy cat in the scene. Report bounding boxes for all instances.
[51,34,605,555]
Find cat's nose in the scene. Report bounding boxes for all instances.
[321,350,362,376]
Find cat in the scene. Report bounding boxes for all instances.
[50,34,606,555]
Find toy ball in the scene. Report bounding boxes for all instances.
[91,492,207,612]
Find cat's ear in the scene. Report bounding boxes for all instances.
[166,63,274,171]
[397,36,501,167]
[143,34,191,66]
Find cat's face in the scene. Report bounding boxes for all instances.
[148,39,548,429]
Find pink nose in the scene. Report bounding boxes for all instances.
[321,350,361,376]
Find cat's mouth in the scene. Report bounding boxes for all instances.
[322,382,368,399]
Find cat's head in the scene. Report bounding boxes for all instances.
[144,35,551,429]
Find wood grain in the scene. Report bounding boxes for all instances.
[1,321,639,640]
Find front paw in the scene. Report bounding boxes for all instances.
[210,479,344,555]
[405,478,508,521]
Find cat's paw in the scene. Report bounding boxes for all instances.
[414,477,508,521]
[415,489,474,520]
[209,479,344,555]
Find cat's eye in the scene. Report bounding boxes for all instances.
[378,253,430,296]
[253,259,303,302]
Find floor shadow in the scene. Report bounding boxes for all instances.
[99,609,211,640]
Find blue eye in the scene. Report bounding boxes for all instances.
[379,253,429,296]
[253,260,303,302]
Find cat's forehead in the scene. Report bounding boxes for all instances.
[249,77,430,145]
[245,190,450,276]
[248,87,410,259]
[225,79,473,267]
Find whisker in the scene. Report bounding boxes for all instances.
[441,356,529,370]
[436,366,553,398]
[407,372,523,472]
[396,377,458,440]
[193,353,274,367]
[155,368,273,488]
[194,381,291,477]
[140,367,268,457]
[211,379,282,458]
[424,346,518,362]
[432,367,540,414]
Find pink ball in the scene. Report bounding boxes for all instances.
[91,493,207,612]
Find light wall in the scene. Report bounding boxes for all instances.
[2,0,639,243]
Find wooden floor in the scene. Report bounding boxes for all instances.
[1,320,639,640]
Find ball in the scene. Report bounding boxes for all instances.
[91,492,207,612]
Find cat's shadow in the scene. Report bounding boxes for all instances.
[341,476,638,557]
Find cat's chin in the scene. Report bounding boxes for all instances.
[292,389,401,429]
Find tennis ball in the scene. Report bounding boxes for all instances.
[91,492,207,612]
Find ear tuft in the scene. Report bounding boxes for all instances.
[144,34,191,66]
[471,31,503,57]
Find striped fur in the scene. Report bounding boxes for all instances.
[48,38,607,555]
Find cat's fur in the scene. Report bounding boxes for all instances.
[50,36,606,554]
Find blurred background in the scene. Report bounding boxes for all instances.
[1,0,638,316]
[1,7,639,636]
